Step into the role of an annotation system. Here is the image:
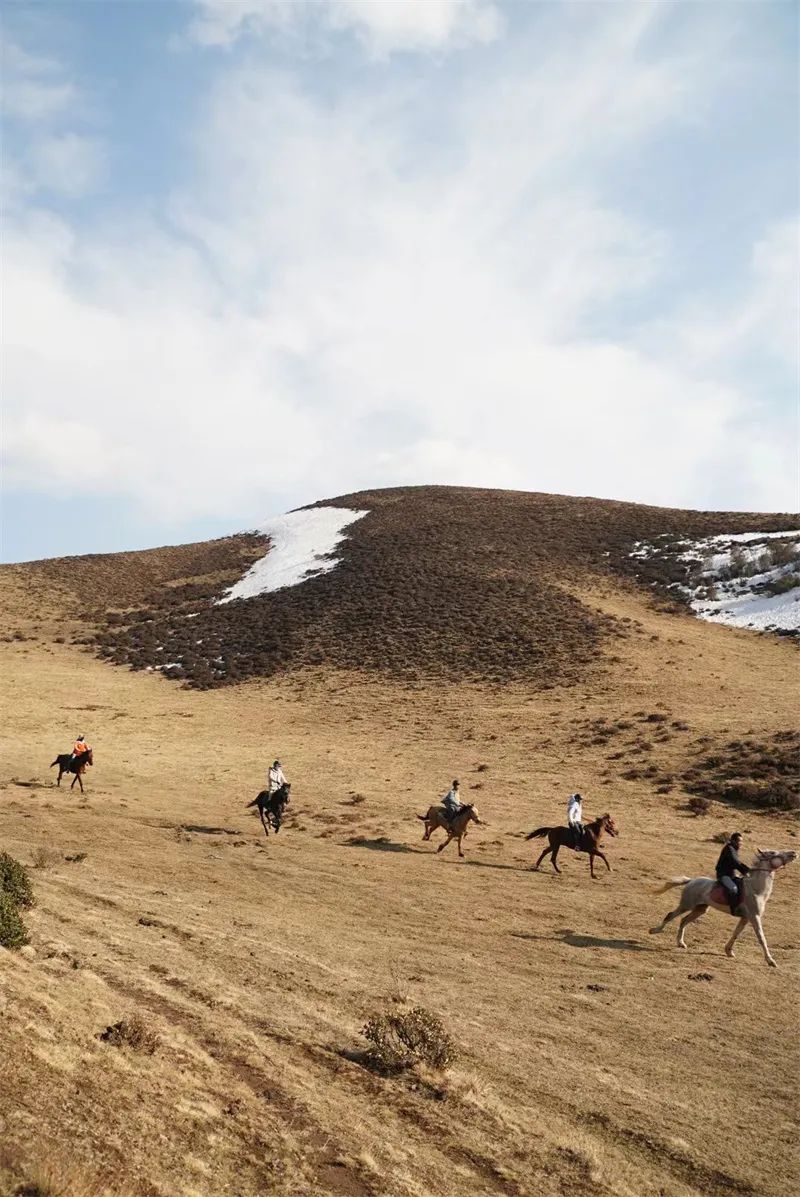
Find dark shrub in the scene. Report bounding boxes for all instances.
[0,852,35,908]
[0,892,30,949]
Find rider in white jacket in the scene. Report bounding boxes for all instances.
[567,793,583,844]
[268,760,287,793]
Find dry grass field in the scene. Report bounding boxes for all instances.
[1,495,798,1197]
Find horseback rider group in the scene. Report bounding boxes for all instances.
[55,737,752,914]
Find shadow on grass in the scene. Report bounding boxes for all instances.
[344,836,417,853]
[512,928,652,952]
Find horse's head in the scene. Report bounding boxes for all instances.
[753,848,796,872]
[600,813,618,836]
[86,749,93,766]
[465,804,481,825]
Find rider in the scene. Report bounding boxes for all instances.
[268,759,288,794]
[442,780,462,826]
[716,832,750,915]
[70,735,89,764]
[567,792,583,847]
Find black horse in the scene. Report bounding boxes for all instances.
[50,749,93,793]
[246,783,291,837]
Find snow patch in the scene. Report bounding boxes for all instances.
[630,530,800,633]
[218,506,368,603]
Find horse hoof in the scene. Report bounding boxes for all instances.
[767,959,778,969]
[725,949,735,959]
[648,927,662,935]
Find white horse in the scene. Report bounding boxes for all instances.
[649,848,797,968]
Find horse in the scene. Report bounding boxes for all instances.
[50,749,94,793]
[526,813,618,878]
[649,848,797,968]
[416,803,482,857]
[246,783,291,838]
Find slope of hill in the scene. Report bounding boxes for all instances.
[1,488,798,1197]
[5,487,797,690]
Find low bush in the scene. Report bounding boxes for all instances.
[687,796,711,816]
[362,1006,456,1074]
[0,892,30,949]
[99,1014,159,1054]
[0,852,35,908]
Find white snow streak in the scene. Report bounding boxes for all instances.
[631,530,800,633]
[218,507,368,603]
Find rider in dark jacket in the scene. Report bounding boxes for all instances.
[716,833,750,914]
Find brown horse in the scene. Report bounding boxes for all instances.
[417,804,482,857]
[526,813,618,878]
[50,749,93,793]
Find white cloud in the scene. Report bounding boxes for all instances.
[0,37,77,121]
[3,3,798,535]
[189,0,502,54]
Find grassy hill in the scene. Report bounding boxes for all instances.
[5,486,797,689]
[1,488,798,1197]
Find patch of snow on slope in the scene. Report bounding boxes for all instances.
[631,530,800,633]
[218,507,368,603]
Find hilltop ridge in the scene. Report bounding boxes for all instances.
[2,486,797,689]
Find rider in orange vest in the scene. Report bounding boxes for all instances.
[71,736,89,762]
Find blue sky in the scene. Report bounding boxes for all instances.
[2,0,798,562]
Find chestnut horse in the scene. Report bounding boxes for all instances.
[50,749,93,793]
[526,813,618,878]
[417,804,482,857]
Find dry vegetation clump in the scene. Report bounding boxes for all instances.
[681,731,800,812]
[98,1014,159,1054]
[361,1006,456,1075]
[36,486,792,690]
[0,852,35,909]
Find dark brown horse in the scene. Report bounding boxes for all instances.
[50,748,93,793]
[246,783,291,837]
[526,813,618,878]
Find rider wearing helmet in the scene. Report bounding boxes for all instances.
[70,735,89,764]
[442,780,462,826]
[268,759,287,794]
[567,793,583,847]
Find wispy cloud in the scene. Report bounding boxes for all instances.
[189,0,502,54]
[2,2,797,558]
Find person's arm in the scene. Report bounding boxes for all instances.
[734,853,750,875]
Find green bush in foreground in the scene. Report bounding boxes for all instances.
[0,852,35,909]
[362,1006,456,1074]
[0,892,30,949]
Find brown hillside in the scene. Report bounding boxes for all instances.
[5,487,794,691]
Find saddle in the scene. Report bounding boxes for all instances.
[711,880,743,914]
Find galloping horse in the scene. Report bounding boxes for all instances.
[50,748,93,793]
[417,804,482,857]
[246,783,291,838]
[526,813,618,878]
[649,848,796,968]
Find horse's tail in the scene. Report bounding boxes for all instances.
[416,813,428,822]
[50,758,59,768]
[525,826,550,840]
[651,877,691,895]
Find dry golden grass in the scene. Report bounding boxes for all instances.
[0,548,798,1196]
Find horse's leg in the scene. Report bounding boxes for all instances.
[532,846,551,871]
[457,834,465,858]
[259,809,270,837]
[550,845,561,874]
[589,851,596,879]
[594,849,611,873]
[649,905,684,935]
[751,914,777,968]
[676,904,707,948]
[422,822,432,841]
[437,832,453,854]
[56,768,63,787]
[724,916,748,959]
